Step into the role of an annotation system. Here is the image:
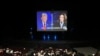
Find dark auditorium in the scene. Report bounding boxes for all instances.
[1,1,100,56]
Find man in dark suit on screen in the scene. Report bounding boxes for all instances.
[53,13,67,31]
[40,13,48,30]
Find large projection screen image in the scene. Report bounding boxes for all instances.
[37,11,68,31]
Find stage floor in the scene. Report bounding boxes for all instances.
[1,40,99,48]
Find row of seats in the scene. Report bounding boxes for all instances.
[0,46,100,56]
[0,47,85,56]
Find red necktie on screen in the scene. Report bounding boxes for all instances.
[43,23,46,30]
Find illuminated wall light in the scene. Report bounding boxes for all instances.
[54,35,57,41]
[30,27,33,40]
[48,35,50,41]
[43,35,46,41]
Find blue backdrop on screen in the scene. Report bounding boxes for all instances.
[37,11,52,31]
[53,11,62,24]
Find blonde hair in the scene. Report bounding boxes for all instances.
[41,13,47,17]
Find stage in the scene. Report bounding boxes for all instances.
[1,40,99,48]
